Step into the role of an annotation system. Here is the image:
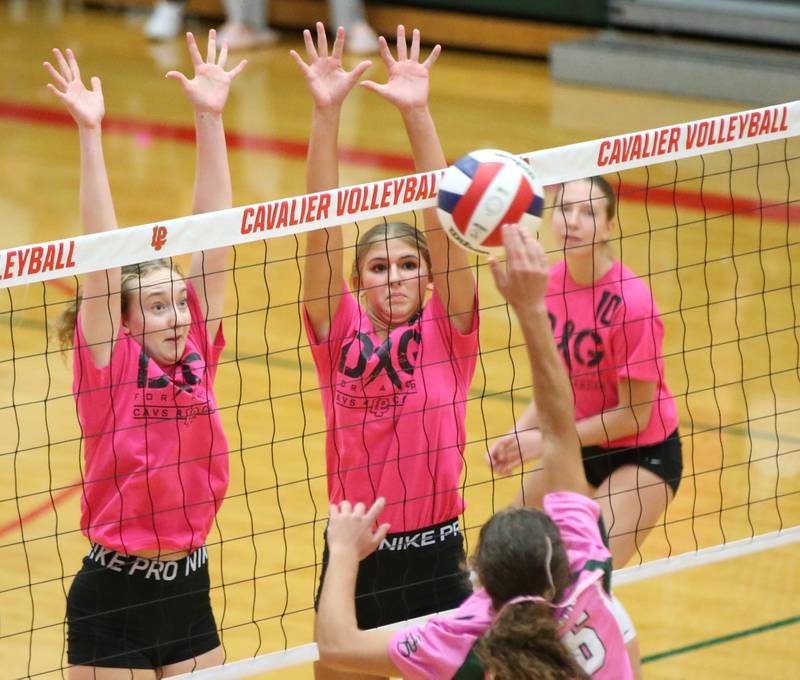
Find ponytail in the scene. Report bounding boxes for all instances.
[475,600,588,680]
[54,295,81,350]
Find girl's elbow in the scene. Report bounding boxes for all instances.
[631,404,654,431]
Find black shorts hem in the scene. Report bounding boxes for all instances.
[582,428,683,495]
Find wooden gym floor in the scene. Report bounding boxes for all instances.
[0,3,798,678]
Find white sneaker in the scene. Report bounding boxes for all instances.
[346,21,379,55]
[144,1,184,41]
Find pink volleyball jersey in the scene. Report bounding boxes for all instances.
[546,259,678,448]
[388,492,631,680]
[73,283,229,555]
[304,284,478,533]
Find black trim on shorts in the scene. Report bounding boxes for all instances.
[66,545,220,669]
[581,428,683,495]
[315,517,472,629]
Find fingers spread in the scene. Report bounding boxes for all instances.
[165,71,188,86]
[228,58,248,78]
[422,44,442,70]
[43,61,68,90]
[302,29,318,61]
[316,21,328,58]
[45,82,66,101]
[359,80,385,96]
[65,48,81,80]
[396,24,407,61]
[377,35,394,67]
[52,49,70,81]
[348,59,372,83]
[409,28,420,62]
[186,32,203,67]
[206,28,217,64]
[332,25,345,61]
[289,49,311,75]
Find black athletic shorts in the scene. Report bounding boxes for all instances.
[316,517,472,629]
[67,544,220,668]
[582,429,683,495]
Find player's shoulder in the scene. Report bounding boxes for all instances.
[543,491,601,524]
[612,262,659,314]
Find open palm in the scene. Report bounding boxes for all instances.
[43,48,104,128]
[361,25,440,112]
[291,22,371,109]
[167,30,247,115]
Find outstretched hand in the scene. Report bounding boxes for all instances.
[290,22,372,109]
[489,224,550,313]
[327,498,391,561]
[361,25,440,113]
[166,30,247,115]
[43,48,104,129]
[487,428,544,474]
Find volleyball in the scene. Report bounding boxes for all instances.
[436,149,545,255]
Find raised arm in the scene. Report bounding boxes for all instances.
[167,30,246,340]
[489,225,589,503]
[362,26,475,332]
[291,23,372,341]
[44,49,120,368]
[315,498,397,676]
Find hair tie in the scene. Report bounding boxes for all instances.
[542,534,555,596]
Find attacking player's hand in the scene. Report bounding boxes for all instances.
[361,25,440,113]
[166,30,247,115]
[290,22,372,110]
[487,428,544,474]
[43,49,104,129]
[327,498,391,561]
[489,224,550,314]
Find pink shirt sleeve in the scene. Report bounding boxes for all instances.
[388,589,494,680]
[425,285,479,378]
[543,491,611,573]
[184,282,226,378]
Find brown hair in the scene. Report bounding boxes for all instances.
[55,259,184,350]
[350,221,432,290]
[554,176,617,221]
[472,507,588,680]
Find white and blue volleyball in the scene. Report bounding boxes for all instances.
[436,149,545,255]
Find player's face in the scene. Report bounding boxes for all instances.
[551,180,614,256]
[123,269,191,367]
[358,239,431,328]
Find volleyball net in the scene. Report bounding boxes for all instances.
[1,101,799,677]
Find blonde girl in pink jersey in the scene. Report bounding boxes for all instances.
[313,225,632,680]
[46,31,245,677]
[292,22,478,680]
[489,176,682,569]
[489,177,680,678]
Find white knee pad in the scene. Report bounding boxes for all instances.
[610,593,637,643]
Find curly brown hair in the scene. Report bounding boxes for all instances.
[472,507,588,680]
